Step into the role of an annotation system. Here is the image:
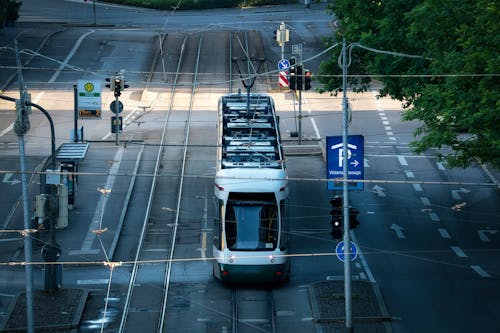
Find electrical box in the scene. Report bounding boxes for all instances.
[35,194,48,218]
[56,185,68,229]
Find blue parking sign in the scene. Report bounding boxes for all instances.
[327,135,364,190]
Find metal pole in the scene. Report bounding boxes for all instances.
[73,85,78,142]
[115,95,120,145]
[14,39,35,333]
[93,0,96,26]
[341,38,353,333]
[298,89,302,145]
[27,101,60,292]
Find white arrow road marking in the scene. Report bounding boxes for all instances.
[2,173,20,185]
[390,224,406,239]
[451,188,470,201]
[372,185,386,197]
[478,230,498,243]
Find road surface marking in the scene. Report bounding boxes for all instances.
[405,170,415,178]
[478,230,498,242]
[470,265,491,278]
[0,123,14,138]
[420,197,431,206]
[438,228,451,239]
[351,232,376,283]
[437,162,446,170]
[397,155,408,166]
[77,279,109,285]
[412,183,423,192]
[429,212,440,221]
[390,224,406,239]
[451,246,468,258]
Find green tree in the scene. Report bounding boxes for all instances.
[319,0,500,168]
[0,0,21,28]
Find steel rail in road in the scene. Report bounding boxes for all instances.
[231,289,277,333]
[158,32,204,332]
[118,32,203,333]
[231,30,270,93]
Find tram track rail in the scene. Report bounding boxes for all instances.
[117,32,204,333]
[232,288,277,333]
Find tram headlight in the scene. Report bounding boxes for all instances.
[229,255,235,263]
[269,255,275,263]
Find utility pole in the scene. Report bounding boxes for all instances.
[14,39,35,333]
[341,38,353,333]
[274,22,289,61]
[92,0,96,26]
[73,84,78,142]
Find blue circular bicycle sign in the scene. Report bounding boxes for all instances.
[335,241,358,262]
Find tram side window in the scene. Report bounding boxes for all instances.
[213,201,223,250]
[260,205,278,249]
[279,200,288,250]
[225,206,237,249]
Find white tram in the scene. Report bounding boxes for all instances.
[213,91,290,283]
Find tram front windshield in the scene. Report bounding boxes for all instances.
[225,193,278,251]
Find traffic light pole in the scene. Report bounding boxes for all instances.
[341,38,353,333]
[298,89,302,145]
[14,40,35,333]
[115,94,120,145]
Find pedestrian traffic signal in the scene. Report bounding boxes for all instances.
[296,65,303,91]
[330,197,343,239]
[349,207,360,229]
[105,77,115,91]
[113,77,122,97]
[289,66,296,90]
[330,214,343,239]
[304,70,312,90]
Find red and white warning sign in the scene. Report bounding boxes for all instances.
[278,71,289,87]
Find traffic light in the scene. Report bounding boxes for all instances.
[289,66,296,90]
[330,196,343,239]
[120,78,129,91]
[273,29,278,42]
[349,207,360,229]
[296,65,303,91]
[113,77,122,96]
[105,77,115,91]
[304,70,312,90]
